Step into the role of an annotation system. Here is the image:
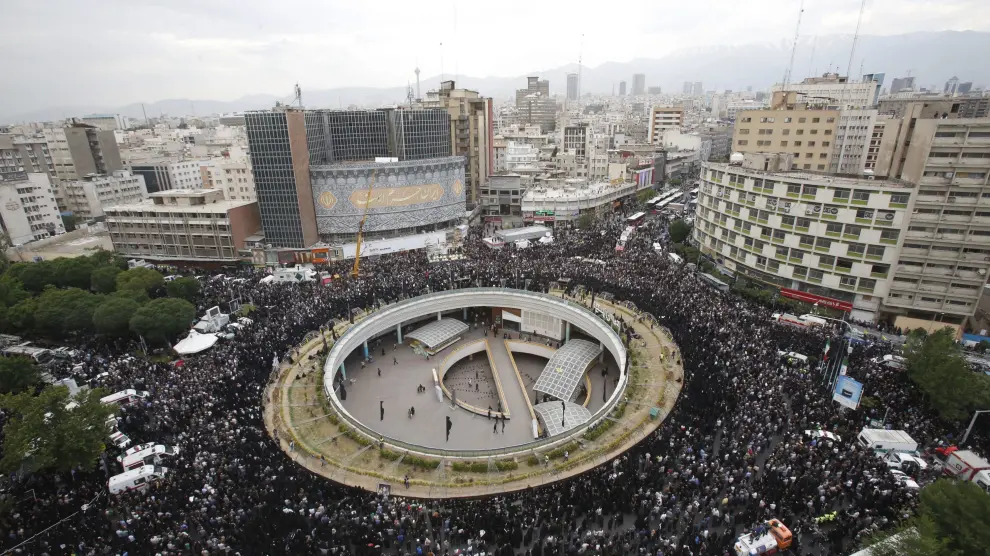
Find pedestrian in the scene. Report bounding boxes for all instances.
[380,400,384,421]
[446,416,452,442]
[378,367,382,377]
[393,356,398,365]
[494,415,498,434]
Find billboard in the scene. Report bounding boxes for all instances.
[833,376,864,410]
[780,288,853,312]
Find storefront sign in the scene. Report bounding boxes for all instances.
[780,288,853,312]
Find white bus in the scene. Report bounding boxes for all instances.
[2,343,54,366]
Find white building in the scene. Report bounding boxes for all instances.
[0,172,65,245]
[203,156,256,202]
[648,106,685,144]
[169,159,210,189]
[830,109,878,175]
[62,170,149,220]
[80,114,128,131]
[522,178,654,226]
[771,74,879,109]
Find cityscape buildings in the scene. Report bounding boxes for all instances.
[61,170,148,220]
[632,74,646,96]
[515,77,557,132]
[0,171,64,245]
[566,73,579,101]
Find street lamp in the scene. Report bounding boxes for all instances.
[928,312,945,334]
[961,409,990,446]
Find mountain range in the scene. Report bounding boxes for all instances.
[4,31,989,124]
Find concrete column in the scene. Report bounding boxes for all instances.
[437,312,442,321]
[397,325,403,344]
[339,362,346,380]
[463,308,468,320]
[565,322,571,342]
[599,341,605,363]
[363,340,369,359]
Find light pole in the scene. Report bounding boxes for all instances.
[961,409,990,446]
[927,312,945,334]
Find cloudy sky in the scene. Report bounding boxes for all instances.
[1,0,987,113]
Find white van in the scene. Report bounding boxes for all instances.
[116,442,155,464]
[857,428,918,454]
[109,431,132,449]
[798,314,829,327]
[119,444,180,471]
[100,389,150,407]
[667,252,684,264]
[109,465,168,494]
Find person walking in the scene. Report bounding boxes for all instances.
[493,415,499,434]
[380,400,384,421]
[445,416,452,442]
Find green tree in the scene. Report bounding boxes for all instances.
[60,213,77,232]
[0,275,30,308]
[93,297,140,338]
[112,288,150,305]
[636,189,654,204]
[115,267,164,294]
[129,297,196,344]
[54,257,95,290]
[34,287,102,337]
[0,386,114,474]
[919,478,990,554]
[0,356,42,395]
[90,265,122,294]
[16,261,57,293]
[5,298,37,334]
[576,213,595,229]
[669,219,692,244]
[903,328,990,421]
[166,276,201,303]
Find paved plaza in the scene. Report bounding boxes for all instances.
[336,322,620,450]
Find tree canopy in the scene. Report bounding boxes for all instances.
[90,265,122,294]
[0,356,42,395]
[130,297,196,344]
[0,385,115,474]
[903,328,990,421]
[166,276,201,303]
[93,297,141,338]
[115,267,165,293]
[669,219,692,244]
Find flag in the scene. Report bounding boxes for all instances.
[822,339,831,361]
[840,357,849,376]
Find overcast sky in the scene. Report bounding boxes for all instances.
[1,0,987,114]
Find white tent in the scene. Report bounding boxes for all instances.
[173,331,219,356]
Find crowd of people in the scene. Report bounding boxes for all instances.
[1,203,985,555]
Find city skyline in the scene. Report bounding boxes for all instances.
[2,0,989,117]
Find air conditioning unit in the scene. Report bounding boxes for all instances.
[783,202,792,210]
[946,172,955,179]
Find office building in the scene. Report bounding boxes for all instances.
[771,73,879,108]
[957,82,974,95]
[246,106,457,249]
[632,74,646,96]
[204,157,256,202]
[618,81,627,96]
[566,73,579,101]
[0,134,54,180]
[129,160,175,194]
[648,107,686,145]
[732,92,839,171]
[79,114,128,131]
[522,176,655,226]
[648,87,663,95]
[830,108,878,175]
[959,96,990,119]
[889,76,916,94]
[694,154,911,321]
[43,122,123,210]
[62,170,148,220]
[862,73,885,105]
[105,188,261,263]
[480,174,524,224]
[562,124,589,158]
[945,76,960,96]
[515,77,557,132]
[0,172,64,245]
[693,82,703,97]
[683,82,693,95]
[434,81,493,207]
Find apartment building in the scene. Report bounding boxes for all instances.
[562,124,589,158]
[0,135,54,181]
[515,77,557,132]
[42,122,123,210]
[435,81,493,207]
[481,174,525,224]
[694,155,912,321]
[105,188,261,263]
[647,107,685,145]
[204,158,256,202]
[62,170,148,220]
[0,172,65,245]
[829,108,878,175]
[733,93,839,171]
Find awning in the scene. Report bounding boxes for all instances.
[173,331,219,355]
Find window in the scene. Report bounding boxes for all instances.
[833,188,850,201]
[793,265,808,278]
[822,141,830,147]
[776,246,789,257]
[819,255,835,267]
[760,117,776,123]
[784,117,793,123]
[781,215,795,227]
[780,141,788,147]
[802,185,817,196]
[741,117,752,123]
[817,164,826,170]
[824,129,833,135]
[852,190,871,202]
[836,258,854,272]
[794,141,802,147]
[867,245,885,258]
[797,129,805,135]
[799,235,814,247]
[809,268,825,281]
[738,128,750,135]
[844,225,862,238]
[796,217,811,229]
[840,276,857,287]
[808,141,816,147]
[826,223,842,234]
[856,209,874,219]
[812,117,821,123]
[890,193,909,204]
[737,140,748,146]
[826,117,835,123]
[782,129,791,136]
[811,129,819,135]
[787,184,801,195]
[798,117,807,123]
[773,230,786,241]
[816,238,832,249]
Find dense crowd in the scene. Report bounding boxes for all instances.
[2,205,985,555]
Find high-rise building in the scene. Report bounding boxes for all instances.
[889,76,916,94]
[566,73,579,101]
[731,92,839,171]
[0,134,54,181]
[959,96,989,119]
[945,76,960,96]
[957,82,974,95]
[632,74,646,96]
[0,171,64,245]
[204,156,257,202]
[683,82,693,95]
[771,73,879,108]
[862,73,886,104]
[693,82,703,97]
[246,106,457,249]
[129,160,174,194]
[647,107,685,145]
[619,81,627,96]
[42,122,123,211]
[434,81,493,207]
[515,77,557,132]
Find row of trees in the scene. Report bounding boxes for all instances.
[0,252,199,345]
[903,328,990,421]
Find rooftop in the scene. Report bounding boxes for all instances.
[707,161,914,189]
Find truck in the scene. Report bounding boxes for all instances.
[734,519,792,556]
[938,448,990,491]
[857,428,918,454]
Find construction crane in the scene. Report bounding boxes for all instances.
[781,0,805,90]
[351,171,376,278]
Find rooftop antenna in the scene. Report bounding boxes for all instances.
[294,83,303,107]
[415,62,422,100]
[578,33,584,100]
[141,103,149,125]
[836,0,868,174]
[440,42,445,83]
[452,0,458,83]
[781,0,805,90]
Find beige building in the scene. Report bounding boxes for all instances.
[648,107,685,145]
[105,188,261,263]
[771,73,879,108]
[732,93,839,171]
[42,122,123,210]
[62,170,148,220]
[203,157,256,202]
[435,81,492,207]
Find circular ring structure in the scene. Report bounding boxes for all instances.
[322,288,627,459]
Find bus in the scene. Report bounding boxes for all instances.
[2,343,54,366]
[689,187,699,198]
[655,192,685,212]
[698,273,730,292]
[649,190,681,211]
[625,212,647,226]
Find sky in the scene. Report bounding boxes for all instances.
[1,0,987,114]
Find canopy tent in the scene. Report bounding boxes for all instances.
[173,331,219,356]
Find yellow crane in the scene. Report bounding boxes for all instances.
[351,171,376,278]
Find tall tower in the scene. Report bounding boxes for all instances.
[415,67,422,100]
